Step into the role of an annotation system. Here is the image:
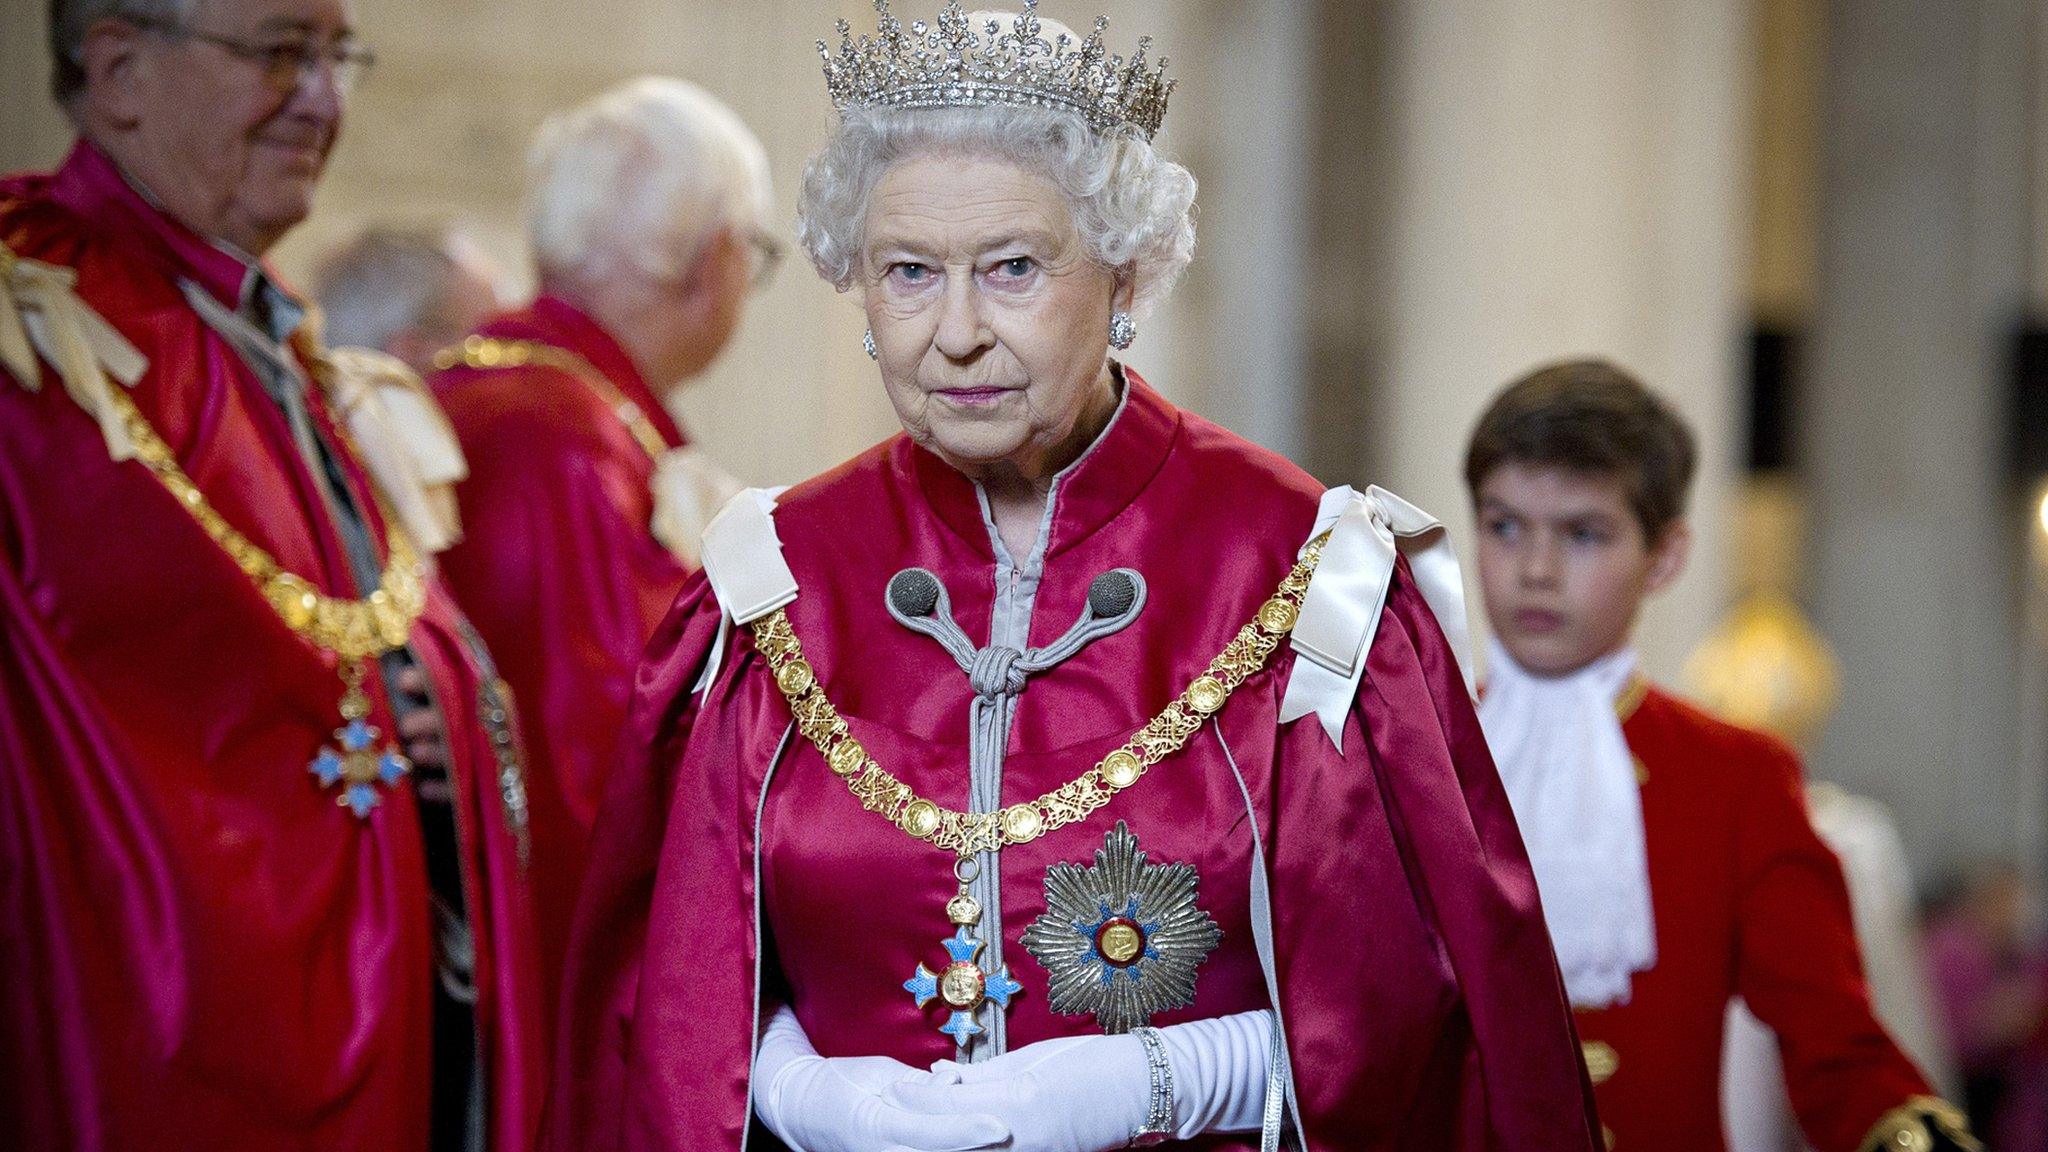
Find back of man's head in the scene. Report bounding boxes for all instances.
[312,227,497,372]
[526,76,771,289]
[1464,359,1698,543]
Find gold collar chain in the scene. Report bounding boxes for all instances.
[108,382,426,817]
[433,337,670,462]
[751,533,1326,858]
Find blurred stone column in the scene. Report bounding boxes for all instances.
[0,5,77,172]
[1348,0,1751,677]
[1804,0,2036,875]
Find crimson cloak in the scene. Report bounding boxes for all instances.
[0,143,543,1151]
[430,295,692,1012]
[550,376,1599,1151]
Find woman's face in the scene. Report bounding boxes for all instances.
[860,153,1128,483]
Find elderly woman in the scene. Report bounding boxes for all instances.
[551,5,1597,1151]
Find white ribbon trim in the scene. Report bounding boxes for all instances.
[0,243,149,461]
[650,445,746,570]
[694,485,795,696]
[1278,485,1475,750]
[323,345,469,553]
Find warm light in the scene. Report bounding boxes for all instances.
[2037,488,2048,538]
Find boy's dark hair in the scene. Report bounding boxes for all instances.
[1464,359,1698,541]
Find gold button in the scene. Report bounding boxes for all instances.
[1257,598,1298,633]
[1101,749,1144,788]
[1000,803,1044,843]
[900,799,941,839]
[1582,1040,1619,1084]
[827,739,867,777]
[1098,921,1144,964]
[939,961,985,1009]
[775,659,816,696]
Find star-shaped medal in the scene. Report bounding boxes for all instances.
[1021,821,1221,1033]
[311,714,410,818]
[904,926,1024,1042]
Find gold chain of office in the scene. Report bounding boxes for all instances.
[105,383,425,661]
[751,534,1328,857]
[432,336,670,461]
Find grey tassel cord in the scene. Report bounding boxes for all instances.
[885,566,1146,1057]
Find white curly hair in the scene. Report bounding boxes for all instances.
[796,101,1197,319]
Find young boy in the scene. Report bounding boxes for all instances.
[1464,360,1976,1152]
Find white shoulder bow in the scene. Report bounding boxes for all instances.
[1278,485,1475,750]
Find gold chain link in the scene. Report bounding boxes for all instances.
[107,384,425,663]
[753,535,1327,857]
[433,336,670,461]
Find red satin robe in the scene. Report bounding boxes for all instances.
[1575,685,1929,1151]
[430,296,690,1011]
[550,377,1600,1151]
[0,142,542,1151]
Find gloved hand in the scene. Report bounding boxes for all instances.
[886,1009,1276,1152]
[752,1005,1011,1152]
[887,1031,1150,1152]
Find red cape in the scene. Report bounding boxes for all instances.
[431,296,691,1013]
[1576,686,1929,1152]
[549,378,1599,1150]
[0,143,542,1151]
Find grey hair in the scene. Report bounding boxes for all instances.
[795,103,1197,319]
[310,227,466,353]
[527,76,772,286]
[49,0,193,105]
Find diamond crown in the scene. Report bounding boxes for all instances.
[819,0,1174,142]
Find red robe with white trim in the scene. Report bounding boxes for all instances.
[549,376,1600,1151]
[431,295,692,1012]
[0,142,543,1152]
[1574,685,1930,1151]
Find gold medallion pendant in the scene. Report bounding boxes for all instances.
[109,386,425,817]
[1021,821,1220,1033]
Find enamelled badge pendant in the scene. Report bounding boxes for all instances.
[309,658,410,818]
[904,858,1024,1042]
[1022,821,1221,1033]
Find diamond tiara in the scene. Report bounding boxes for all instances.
[819,0,1175,142]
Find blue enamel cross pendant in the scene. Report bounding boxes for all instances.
[905,925,1024,1042]
[310,659,410,819]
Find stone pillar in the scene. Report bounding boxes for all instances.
[1804,0,2036,874]
[1364,0,1753,677]
[0,6,79,173]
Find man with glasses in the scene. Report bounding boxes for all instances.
[426,76,772,1013]
[1,2,542,1150]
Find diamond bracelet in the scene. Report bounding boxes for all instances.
[1129,1026,1176,1147]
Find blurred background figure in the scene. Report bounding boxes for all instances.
[312,224,504,373]
[1925,864,2048,1149]
[426,75,770,1011]
[1690,482,1959,1152]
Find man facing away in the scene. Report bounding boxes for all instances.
[1463,360,1975,1152]
[313,224,503,375]
[426,76,771,1009]
[1,2,541,1148]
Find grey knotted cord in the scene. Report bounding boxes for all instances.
[886,566,1146,1056]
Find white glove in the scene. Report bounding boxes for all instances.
[884,1009,1275,1152]
[751,1005,1011,1152]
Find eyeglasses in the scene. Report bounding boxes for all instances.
[128,16,378,96]
[747,230,785,292]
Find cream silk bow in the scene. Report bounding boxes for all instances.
[0,243,149,459]
[320,345,469,554]
[1278,485,1476,750]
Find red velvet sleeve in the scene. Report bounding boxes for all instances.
[1268,558,1600,1150]
[1729,734,1930,1151]
[543,576,725,1152]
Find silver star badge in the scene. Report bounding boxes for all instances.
[1021,821,1221,1033]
